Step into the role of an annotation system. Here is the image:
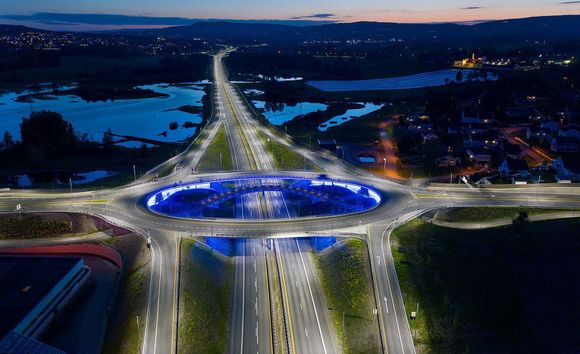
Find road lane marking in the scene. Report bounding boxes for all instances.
[260,240,275,354]
[170,233,179,354]
[142,234,155,354]
[241,241,246,354]
[379,222,406,353]
[295,239,328,354]
[367,228,389,354]
[276,240,297,354]
[150,231,163,354]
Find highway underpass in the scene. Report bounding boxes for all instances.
[1,48,580,354]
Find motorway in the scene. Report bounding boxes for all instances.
[214,50,337,354]
[1,48,580,354]
[275,238,338,354]
[230,239,272,354]
[215,50,273,354]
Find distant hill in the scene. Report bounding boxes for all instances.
[2,15,580,47]
[147,15,580,45]
[0,24,47,34]
[472,15,580,38]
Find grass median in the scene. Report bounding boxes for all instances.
[391,217,580,353]
[258,131,319,170]
[178,240,233,354]
[197,125,233,172]
[316,239,381,354]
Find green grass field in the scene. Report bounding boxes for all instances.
[259,131,319,170]
[391,218,580,353]
[435,207,580,223]
[197,125,233,172]
[178,240,233,354]
[316,239,381,354]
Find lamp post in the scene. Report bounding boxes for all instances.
[133,164,137,182]
[383,157,387,172]
[136,315,141,349]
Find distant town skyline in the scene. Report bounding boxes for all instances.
[1,0,580,31]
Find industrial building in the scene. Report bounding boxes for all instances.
[0,256,91,352]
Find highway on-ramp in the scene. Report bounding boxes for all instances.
[1,49,580,354]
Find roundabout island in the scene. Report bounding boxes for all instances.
[145,175,383,220]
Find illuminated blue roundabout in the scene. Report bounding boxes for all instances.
[146,176,382,220]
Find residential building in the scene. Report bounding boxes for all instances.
[499,158,529,177]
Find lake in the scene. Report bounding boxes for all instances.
[251,100,383,130]
[252,101,328,125]
[318,103,383,132]
[0,83,205,147]
[307,69,498,92]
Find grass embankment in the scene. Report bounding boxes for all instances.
[0,215,69,239]
[316,239,381,354]
[258,131,319,170]
[102,234,151,354]
[391,218,580,353]
[435,207,579,223]
[197,125,233,172]
[179,240,233,354]
[0,213,102,239]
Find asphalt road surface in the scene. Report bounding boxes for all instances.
[1,48,580,354]
[214,50,335,354]
[275,238,338,354]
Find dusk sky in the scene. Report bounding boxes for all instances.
[1,0,580,30]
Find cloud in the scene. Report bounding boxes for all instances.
[559,0,580,3]
[381,9,420,14]
[0,12,194,26]
[290,13,336,20]
[460,6,485,10]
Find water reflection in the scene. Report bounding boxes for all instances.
[0,83,205,148]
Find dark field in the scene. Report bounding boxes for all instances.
[392,218,580,354]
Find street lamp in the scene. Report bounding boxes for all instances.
[383,157,387,172]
